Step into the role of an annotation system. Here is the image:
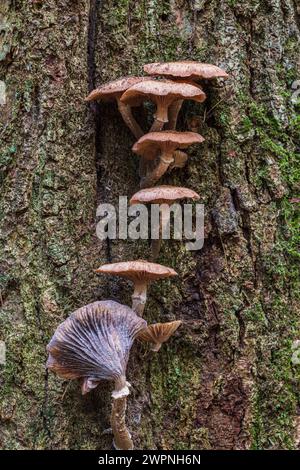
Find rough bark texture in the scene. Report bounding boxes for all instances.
[0,0,299,450]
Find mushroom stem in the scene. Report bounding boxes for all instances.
[151,238,162,261]
[140,150,174,189]
[117,99,144,139]
[111,376,133,450]
[151,342,162,352]
[131,281,148,316]
[166,99,183,130]
[154,97,169,123]
[150,119,165,132]
[149,97,170,132]
[151,207,170,260]
[138,157,148,178]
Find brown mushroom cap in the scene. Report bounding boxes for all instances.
[130,185,200,205]
[46,300,146,390]
[138,320,182,346]
[132,131,205,160]
[144,61,229,80]
[120,79,206,107]
[95,260,177,282]
[85,76,148,102]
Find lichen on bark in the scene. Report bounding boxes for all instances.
[0,0,299,450]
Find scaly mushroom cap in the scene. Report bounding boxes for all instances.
[95,260,177,283]
[130,185,200,205]
[46,300,146,394]
[138,320,182,349]
[132,131,205,160]
[85,76,148,102]
[144,61,229,80]
[120,79,206,107]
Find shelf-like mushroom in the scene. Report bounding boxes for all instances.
[144,61,229,129]
[138,320,182,351]
[46,300,146,450]
[132,131,204,188]
[120,79,206,131]
[85,76,148,139]
[130,185,200,259]
[95,260,177,316]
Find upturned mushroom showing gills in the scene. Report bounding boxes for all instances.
[46,300,146,450]
[132,131,205,188]
[85,76,148,139]
[144,61,228,130]
[95,260,177,316]
[138,320,182,351]
[130,185,200,260]
[120,79,206,131]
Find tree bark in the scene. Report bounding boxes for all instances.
[0,0,299,450]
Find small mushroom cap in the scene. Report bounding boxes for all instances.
[138,320,182,346]
[46,300,146,391]
[85,76,148,102]
[95,260,177,282]
[144,61,229,80]
[130,185,200,205]
[132,131,205,160]
[120,79,206,106]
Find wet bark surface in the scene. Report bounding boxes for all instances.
[0,0,299,450]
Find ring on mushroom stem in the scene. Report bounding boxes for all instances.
[132,131,204,188]
[85,76,149,139]
[95,260,177,316]
[138,320,182,351]
[120,79,206,133]
[46,300,146,450]
[130,185,200,260]
[169,150,189,170]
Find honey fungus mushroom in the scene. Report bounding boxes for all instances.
[46,300,146,450]
[130,185,200,260]
[138,320,182,351]
[120,79,206,131]
[144,61,229,130]
[144,61,229,81]
[85,76,148,139]
[95,260,177,316]
[132,131,204,188]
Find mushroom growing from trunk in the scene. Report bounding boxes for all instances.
[120,79,206,132]
[85,76,148,139]
[132,131,205,188]
[143,61,229,129]
[46,300,146,450]
[138,320,182,351]
[95,260,177,316]
[130,185,200,260]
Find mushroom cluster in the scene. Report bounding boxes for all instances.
[46,61,228,450]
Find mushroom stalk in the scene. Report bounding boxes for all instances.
[117,99,144,139]
[111,376,133,450]
[151,342,161,352]
[150,119,165,132]
[131,281,148,316]
[140,150,174,189]
[166,99,183,130]
[150,97,170,132]
[151,207,170,260]
[138,157,148,178]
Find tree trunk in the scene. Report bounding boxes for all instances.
[0,0,299,450]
